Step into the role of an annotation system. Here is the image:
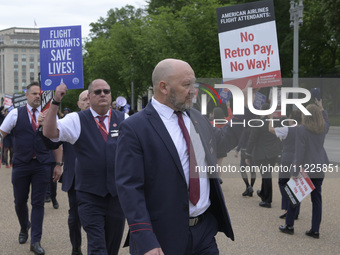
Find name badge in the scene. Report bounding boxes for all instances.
[111,130,119,137]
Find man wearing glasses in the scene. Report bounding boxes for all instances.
[42,79,127,254]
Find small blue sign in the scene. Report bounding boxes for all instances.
[123,103,131,113]
[39,25,83,90]
[253,91,266,110]
[219,88,231,103]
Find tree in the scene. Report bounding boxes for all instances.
[83,5,148,104]
[83,0,340,114]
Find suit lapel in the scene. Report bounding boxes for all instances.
[145,103,186,181]
[188,110,219,178]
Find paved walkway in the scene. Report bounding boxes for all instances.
[0,156,339,254]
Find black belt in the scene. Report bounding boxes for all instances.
[189,210,208,227]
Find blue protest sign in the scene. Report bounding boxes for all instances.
[218,88,231,103]
[253,91,266,110]
[39,25,83,90]
[123,103,131,114]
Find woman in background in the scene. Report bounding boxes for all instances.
[279,99,329,238]
[269,110,302,219]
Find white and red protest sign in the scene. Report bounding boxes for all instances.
[284,170,315,207]
[3,95,13,109]
[216,0,281,89]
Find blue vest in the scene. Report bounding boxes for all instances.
[73,109,124,197]
[61,142,77,192]
[281,127,296,165]
[12,106,54,165]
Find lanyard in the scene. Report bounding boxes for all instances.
[93,110,111,136]
[27,105,39,129]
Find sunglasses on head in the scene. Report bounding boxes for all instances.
[93,89,111,95]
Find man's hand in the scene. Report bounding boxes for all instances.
[291,175,298,181]
[38,110,47,126]
[144,248,164,255]
[52,165,62,182]
[242,79,259,108]
[54,83,68,102]
[315,98,324,110]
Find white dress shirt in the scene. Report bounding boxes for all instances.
[54,108,128,144]
[151,97,210,217]
[0,105,41,134]
[274,126,289,140]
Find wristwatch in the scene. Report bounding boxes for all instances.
[56,162,64,166]
[51,98,61,106]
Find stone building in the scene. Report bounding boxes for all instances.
[0,27,40,102]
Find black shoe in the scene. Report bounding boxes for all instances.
[279,225,294,235]
[45,196,51,203]
[219,178,223,184]
[247,186,253,197]
[52,199,59,209]
[259,201,271,208]
[279,212,287,219]
[72,247,83,255]
[19,221,31,244]
[242,186,253,197]
[242,188,249,196]
[30,242,45,255]
[305,229,319,239]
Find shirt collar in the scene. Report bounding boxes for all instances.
[90,107,110,117]
[26,104,41,113]
[151,97,186,120]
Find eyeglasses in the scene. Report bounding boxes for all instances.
[93,89,111,95]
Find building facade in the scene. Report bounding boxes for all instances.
[0,27,40,102]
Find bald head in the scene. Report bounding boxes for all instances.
[152,59,190,87]
[88,79,109,94]
[152,58,196,111]
[78,90,88,101]
[77,90,89,111]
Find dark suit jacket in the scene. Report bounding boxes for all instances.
[246,117,281,161]
[115,102,246,255]
[294,110,329,178]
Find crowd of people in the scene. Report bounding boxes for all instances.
[0,58,330,255]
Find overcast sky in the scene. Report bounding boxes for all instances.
[0,0,147,39]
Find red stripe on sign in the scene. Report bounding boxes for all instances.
[301,168,315,190]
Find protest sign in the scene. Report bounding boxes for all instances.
[3,94,13,109]
[219,88,231,104]
[253,91,266,109]
[41,90,54,112]
[284,170,315,207]
[39,25,83,90]
[12,94,27,108]
[216,0,281,89]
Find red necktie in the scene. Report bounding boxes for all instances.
[32,108,37,158]
[175,111,200,205]
[97,116,108,142]
[31,108,37,132]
